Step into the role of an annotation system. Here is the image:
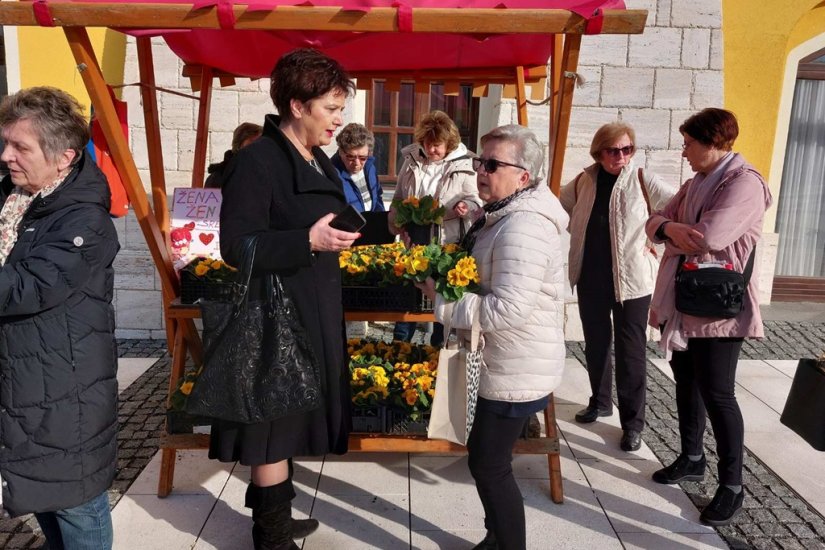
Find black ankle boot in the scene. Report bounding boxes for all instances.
[246,481,300,550]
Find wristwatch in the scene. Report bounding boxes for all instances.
[655,221,670,241]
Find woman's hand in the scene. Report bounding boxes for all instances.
[387,207,401,235]
[453,201,469,217]
[414,277,436,301]
[663,222,705,254]
[309,213,360,252]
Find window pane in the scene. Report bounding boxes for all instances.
[372,82,391,126]
[452,85,472,130]
[398,83,415,127]
[429,83,446,112]
[374,132,390,175]
[396,133,414,175]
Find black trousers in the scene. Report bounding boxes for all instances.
[578,282,650,432]
[467,408,529,550]
[670,337,745,485]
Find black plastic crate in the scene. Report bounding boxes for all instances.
[342,284,433,312]
[179,263,236,304]
[385,407,430,435]
[166,409,211,434]
[351,405,386,433]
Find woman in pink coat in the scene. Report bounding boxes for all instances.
[645,108,772,527]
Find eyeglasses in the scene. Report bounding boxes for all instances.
[472,157,527,174]
[603,145,635,158]
[344,154,368,163]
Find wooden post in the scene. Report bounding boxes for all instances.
[63,27,179,300]
[136,36,177,352]
[192,66,214,188]
[544,394,563,503]
[548,33,581,196]
[515,65,528,126]
[549,34,564,169]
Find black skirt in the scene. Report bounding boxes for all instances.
[208,360,352,466]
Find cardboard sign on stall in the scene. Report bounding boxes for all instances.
[170,187,222,272]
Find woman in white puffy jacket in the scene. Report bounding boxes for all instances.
[560,121,675,453]
[420,125,568,550]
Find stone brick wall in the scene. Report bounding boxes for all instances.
[113,0,778,340]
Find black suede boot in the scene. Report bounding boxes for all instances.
[245,481,300,550]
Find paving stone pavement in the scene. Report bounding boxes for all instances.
[5,323,825,549]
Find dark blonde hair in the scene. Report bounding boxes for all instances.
[0,86,89,164]
[231,122,262,152]
[589,121,636,162]
[414,110,461,153]
[679,108,739,151]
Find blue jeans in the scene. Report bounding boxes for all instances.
[35,490,113,550]
[393,321,416,342]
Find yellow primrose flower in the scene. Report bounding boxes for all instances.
[180,381,194,395]
[194,264,210,277]
[211,260,223,269]
[404,388,419,406]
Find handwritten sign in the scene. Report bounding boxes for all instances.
[170,187,222,273]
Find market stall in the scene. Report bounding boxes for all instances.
[0,0,647,503]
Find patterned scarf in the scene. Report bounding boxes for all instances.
[460,185,532,253]
[0,174,68,266]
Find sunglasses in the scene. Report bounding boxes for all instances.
[472,157,527,174]
[603,145,635,158]
[344,154,369,163]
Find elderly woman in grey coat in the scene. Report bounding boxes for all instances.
[421,125,568,550]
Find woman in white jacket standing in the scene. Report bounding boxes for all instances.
[390,110,481,345]
[420,125,568,550]
[560,121,675,452]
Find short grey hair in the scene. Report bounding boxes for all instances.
[0,87,89,164]
[480,124,544,186]
[336,122,374,152]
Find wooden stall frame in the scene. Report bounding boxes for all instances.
[0,0,647,506]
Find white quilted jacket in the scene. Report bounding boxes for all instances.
[435,184,569,402]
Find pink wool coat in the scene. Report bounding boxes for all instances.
[645,154,772,350]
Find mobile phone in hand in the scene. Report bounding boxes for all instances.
[329,204,367,233]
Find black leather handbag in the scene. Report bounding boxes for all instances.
[781,357,825,451]
[674,248,755,319]
[186,236,322,424]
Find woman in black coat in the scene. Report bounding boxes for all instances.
[212,49,359,550]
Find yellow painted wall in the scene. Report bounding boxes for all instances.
[724,0,825,179]
[17,27,126,114]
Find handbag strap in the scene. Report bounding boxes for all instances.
[638,167,652,216]
[231,235,258,311]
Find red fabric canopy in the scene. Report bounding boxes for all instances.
[81,0,626,78]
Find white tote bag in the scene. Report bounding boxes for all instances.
[427,318,483,446]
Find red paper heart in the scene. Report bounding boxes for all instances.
[184,221,196,230]
[199,233,215,245]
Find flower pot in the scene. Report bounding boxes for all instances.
[385,407,430,434]
[406,223,438,246]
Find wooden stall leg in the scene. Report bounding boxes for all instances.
[159,326,188,497]
[157,448,177,499]
[544,394,564,503]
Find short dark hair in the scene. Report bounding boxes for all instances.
[0,86,89,164]
[269,48,355,122]
[336,122,374,152]
[231,122,262,152]
[414,110,461,153]
[679,108,739,151]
